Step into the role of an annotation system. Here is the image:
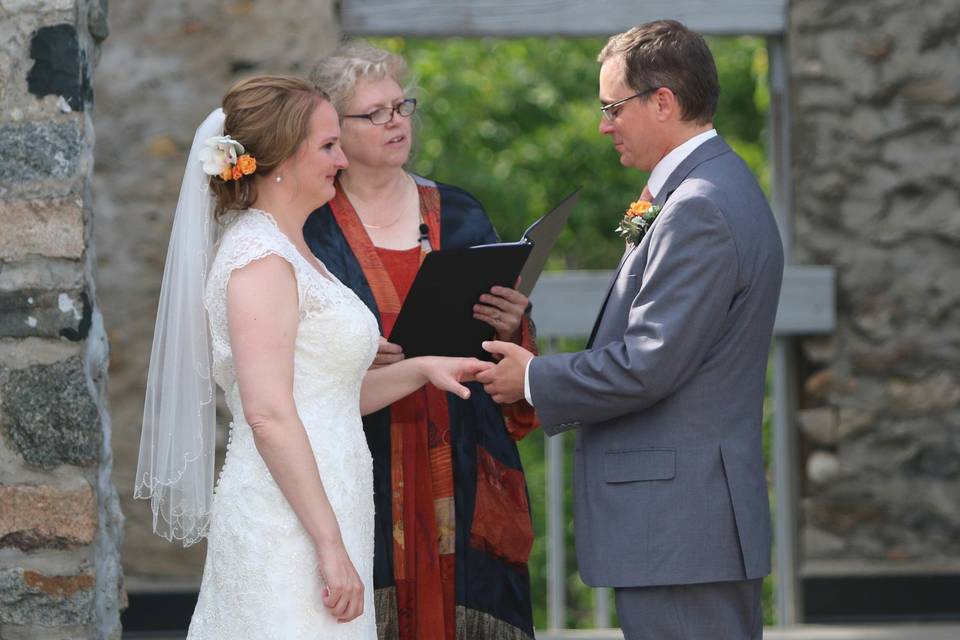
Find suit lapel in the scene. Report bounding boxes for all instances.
[587,242,638,347]
[587,136,733,348]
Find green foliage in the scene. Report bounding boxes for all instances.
[374,36,770,270]
[371,35,774,629]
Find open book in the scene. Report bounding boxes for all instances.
[389,187,581,359]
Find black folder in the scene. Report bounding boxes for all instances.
[516,187,580,296]
[388,188,581,359]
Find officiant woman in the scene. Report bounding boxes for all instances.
[304,41,538,640]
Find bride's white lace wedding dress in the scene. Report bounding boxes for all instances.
[188,208,378,639]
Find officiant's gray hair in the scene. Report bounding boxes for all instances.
[599,20,719,125]
[310,40,413,116]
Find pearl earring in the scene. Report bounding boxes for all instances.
[275,175,282,183]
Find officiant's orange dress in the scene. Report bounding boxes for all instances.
[304,177,538,640]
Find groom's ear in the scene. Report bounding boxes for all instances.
[654,87,680,121]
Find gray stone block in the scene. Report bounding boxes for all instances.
[0,198,86,261]
[88,0,110,42]
[907,441,960,479]
[801,335,837,366]
[886,373,960,416]
[803,525,847,557]
[0,258,85,292]
[836,408,876,440]
[0,289,90,341]
[799,407,839,446]
[0,623,89,640]
[0,121,82,185]
[807,450,841,484]
[0,568,94,626]
[1,356,101,468]
[0,0,75,11]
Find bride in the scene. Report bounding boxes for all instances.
[134,75,491,639]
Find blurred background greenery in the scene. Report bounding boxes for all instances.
[372,35,775,629]
[377,36,770,267]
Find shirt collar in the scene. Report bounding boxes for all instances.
[647,129,718,199]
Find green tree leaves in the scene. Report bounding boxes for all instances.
[376,36,769,270]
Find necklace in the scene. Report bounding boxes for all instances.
[351,172,417,230]
[360,208,404,229]
[360,210,403,229]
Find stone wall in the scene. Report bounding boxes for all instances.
[789,0,960,574]
[91,0,339,587]
[0,0,123,638]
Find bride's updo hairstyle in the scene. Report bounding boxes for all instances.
[211,75,329,218]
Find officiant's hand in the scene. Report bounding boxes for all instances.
[370,336,404,369]
[474,278,528,343]
[476,341,533,404]
[317,539,364,622]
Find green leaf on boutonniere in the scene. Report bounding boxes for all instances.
[615,200,661,246]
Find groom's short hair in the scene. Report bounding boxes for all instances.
[599,20,719,125]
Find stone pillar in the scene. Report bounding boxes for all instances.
[0,0,123,638]
[90,0,339,593]
[789,0,960,576]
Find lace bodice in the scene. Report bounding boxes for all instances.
[189,208,379,639]
[204,208,377,402]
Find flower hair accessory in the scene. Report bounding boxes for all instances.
[615,198,662,246]
[198,135,257,182]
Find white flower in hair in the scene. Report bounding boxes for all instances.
[198,135,245,176]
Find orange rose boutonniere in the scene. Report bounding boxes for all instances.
[615,198,662,246]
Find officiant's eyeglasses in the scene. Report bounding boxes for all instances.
[344,98,417,125]
[600,87,660,121]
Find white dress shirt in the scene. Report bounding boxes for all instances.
[522,128,718,405]
[646,128,717,199]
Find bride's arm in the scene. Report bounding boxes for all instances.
[227,255,362,622]
[359,356,493,415]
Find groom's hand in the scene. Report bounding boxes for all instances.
[477,340,533,404]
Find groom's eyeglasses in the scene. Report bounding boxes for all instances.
[600,87,660,121]
[344,98,417,125]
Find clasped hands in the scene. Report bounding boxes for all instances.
[407,339,533,404]
[370,280,529,368]
[369,280,533,404]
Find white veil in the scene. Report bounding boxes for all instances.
[134,108,224,546]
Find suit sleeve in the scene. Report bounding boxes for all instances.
[528,194,739,432]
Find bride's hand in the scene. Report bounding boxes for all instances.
[316,539,364,623]
[420,356,495,399]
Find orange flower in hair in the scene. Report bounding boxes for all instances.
[199,134,256,181]
[237,154,256,176]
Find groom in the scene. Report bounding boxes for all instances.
[478,20,783,639]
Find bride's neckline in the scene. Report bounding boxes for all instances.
[242,207,338,285]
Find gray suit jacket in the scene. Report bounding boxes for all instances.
[529,136,783,588]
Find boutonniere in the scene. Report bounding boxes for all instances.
[615,198,662,246]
